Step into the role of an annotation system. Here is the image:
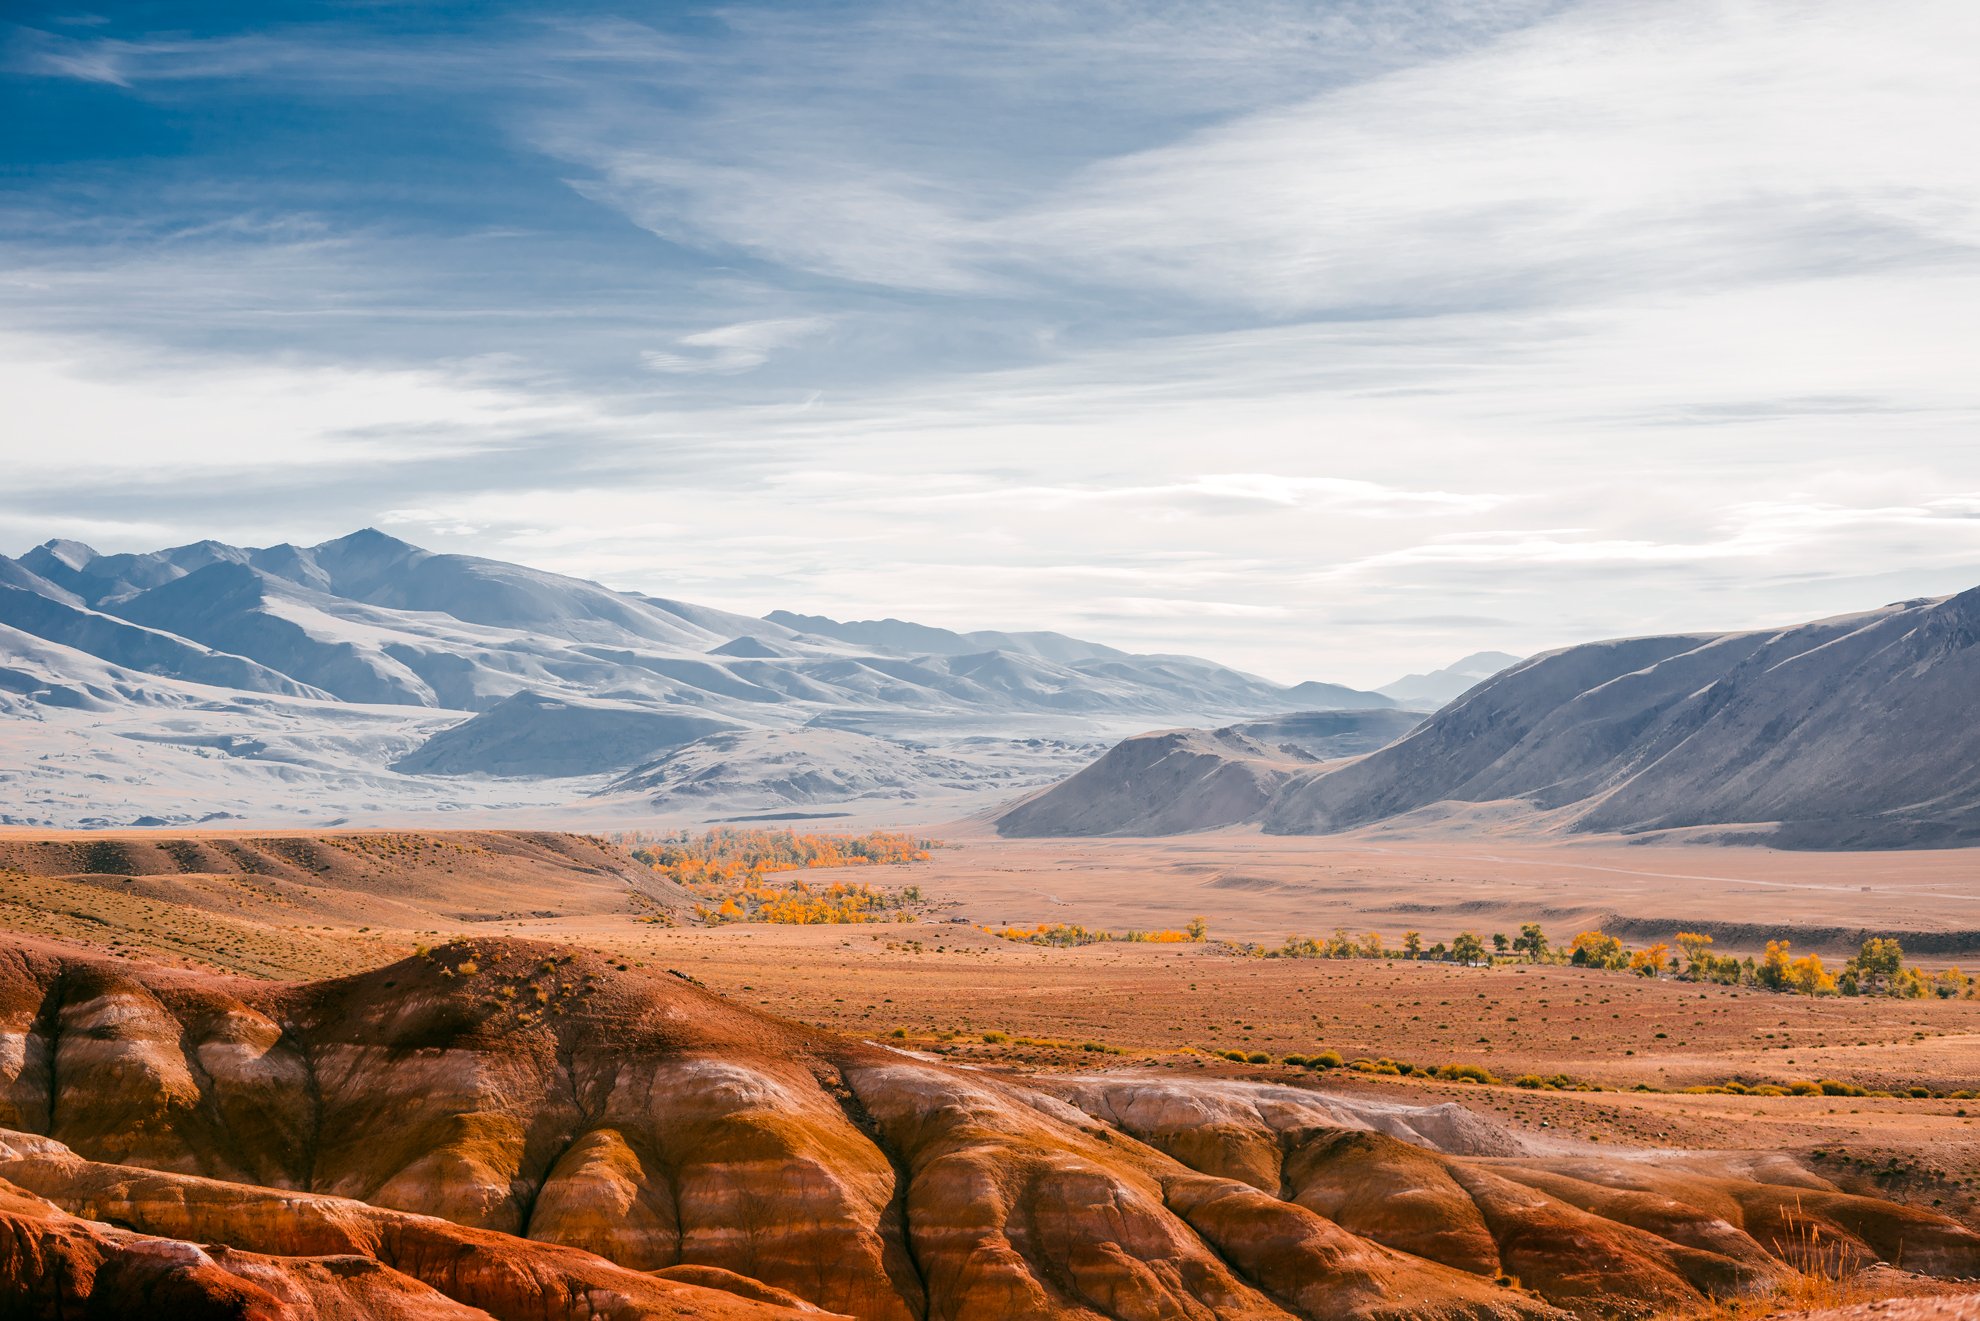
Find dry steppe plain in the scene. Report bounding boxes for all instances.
[1,824,1978,1316]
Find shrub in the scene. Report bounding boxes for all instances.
[1436,1063,1501,1086]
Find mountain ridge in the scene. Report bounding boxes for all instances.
[1000,589,1980,849]
[0,530,1396,827]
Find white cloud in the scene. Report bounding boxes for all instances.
[0,327,596,489]
[9,0,1980,685]
[542,0,1980,317]
[1088,597,1292,620]
[641,316,835,374]
[1014,0,1979,313]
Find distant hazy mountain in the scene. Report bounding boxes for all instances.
[1375,650,1522,707]
[0,530,1372,826]
[1000,591,1980,849]
[763,611,1126,663]
[1279,678,1399,710]
[995,709,1421,838]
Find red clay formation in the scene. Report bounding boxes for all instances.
[0,933,1975,1320]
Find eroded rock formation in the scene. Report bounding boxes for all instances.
[0,934,1974,1320]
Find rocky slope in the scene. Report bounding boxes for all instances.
[1265,589,1980,846]
[995,709,1419,837]
[1003,589,1980,848]
[0,934,1974,1319]
[995,727,1305,836]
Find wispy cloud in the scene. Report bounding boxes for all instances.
[641,316,835,374]
[533,0,1979,318]
[0,328,608,489]
[5,0,1980,684]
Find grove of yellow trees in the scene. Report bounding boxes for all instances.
[613,828,936,925]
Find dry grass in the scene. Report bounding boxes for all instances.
[1683,1202,1912,1318]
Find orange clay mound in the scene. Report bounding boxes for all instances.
[0,932,1975,1320]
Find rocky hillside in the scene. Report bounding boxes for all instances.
[1002,589,1980,848]
[996,727,1305,836]
[996,709,1420,837]
[1267,588,1980,846]
[0,933,1974,1318]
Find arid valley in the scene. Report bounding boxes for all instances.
[1,823,1976,1318]
[9,1,1980,1313]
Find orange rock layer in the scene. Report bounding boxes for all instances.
[0,934,1973,1320]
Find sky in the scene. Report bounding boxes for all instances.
[4,0,1979,688]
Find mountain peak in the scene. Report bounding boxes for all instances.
[307,527,429,590]
[313,527,422,556]
[32,539,100,571]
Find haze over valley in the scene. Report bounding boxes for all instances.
[0,529,1414,829]
[6,0,1980,1316]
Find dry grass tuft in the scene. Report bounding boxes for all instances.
[1683,1203,1904,1318]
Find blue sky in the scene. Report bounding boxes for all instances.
[5,0,1979,685]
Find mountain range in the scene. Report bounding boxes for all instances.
[1001,589,1980,848]
[0,529,1421,828]
[1375,650,1524,707]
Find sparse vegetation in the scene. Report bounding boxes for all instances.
[622,828,935,884]
[989,919,1204,946]
[617,828,937,925]
[1259,923,1972,1000]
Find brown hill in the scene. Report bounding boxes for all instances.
[0,830,690,976]
[995,727,1302,836]
[1,933,1975,1318]
[994,709,1420,837]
